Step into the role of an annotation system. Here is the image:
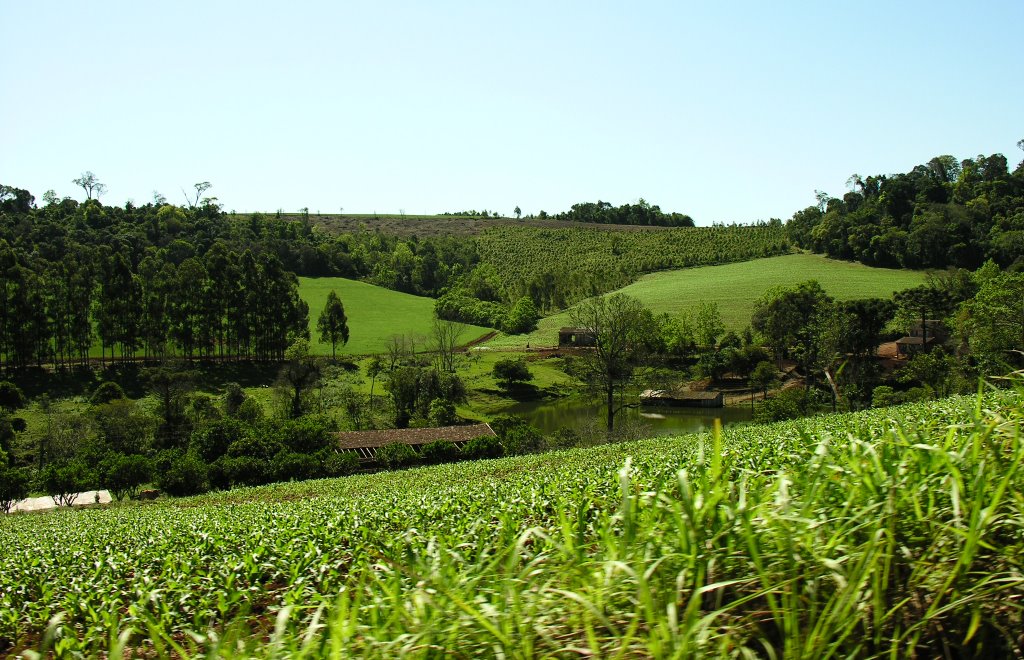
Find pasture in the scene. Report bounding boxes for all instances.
[297,277,490,355]
[487,253,929,348]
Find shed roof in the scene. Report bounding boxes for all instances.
[337,423,496,450]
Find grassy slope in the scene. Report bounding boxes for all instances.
[298,277,490,355]
[3,392,1021,656]
[487,253,929,348]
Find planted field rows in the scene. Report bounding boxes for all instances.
[2,390,1022,656]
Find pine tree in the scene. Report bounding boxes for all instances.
[317,290,349,359]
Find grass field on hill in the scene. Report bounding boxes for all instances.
[3,390,1021,656]
[297,277,490,355]
[487,253,929,348]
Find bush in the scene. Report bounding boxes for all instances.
[0,381,26,412]
[546,427,581,450]
[376,442,418,469]
[754,388,805,423]
[90,381,126,405]
[427,398,457,427]
[99,453,154,501]
[0,466,31,513]
[223,382,246,417]
[420,439,460,464]
[42,461,96,507]
[277,416,334,454]
[492,358,532,388]
[227,429,284,460]
[271,451,319,482]
[463,435,503,460]
[320,450,360,478]
[236,398,264,424]
[158,452,210,497]
[191,418,249,462]
[501,424,544,455]
[220,455,272,487]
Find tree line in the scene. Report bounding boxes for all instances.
[787,147,1024,270]
[550,198,695,227]
[0,239,309,369]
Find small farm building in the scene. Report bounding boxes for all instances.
[337,423,497,462]
[558,327,597,347]
[640,389,723,408]
[896,320,949,357]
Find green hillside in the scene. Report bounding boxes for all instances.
[2,391,1020,656]
[298,277,490,355]
[487,253,929,348]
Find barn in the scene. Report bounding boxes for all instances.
[558,327,597,347]
[337,423,497,462]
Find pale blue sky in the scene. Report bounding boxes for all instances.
[2,1,1021,224]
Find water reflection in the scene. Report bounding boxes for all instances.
[500,398,753,436]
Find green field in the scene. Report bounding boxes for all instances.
[487,253,929,348]
[298,277,490,355]
[3,391,1021,656]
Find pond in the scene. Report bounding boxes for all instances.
[500,397,754,437]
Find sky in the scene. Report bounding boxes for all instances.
[2,1,1022,225]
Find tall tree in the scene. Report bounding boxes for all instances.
[72,171,106,200]
[317,290,350,359]
[569,293,658,432]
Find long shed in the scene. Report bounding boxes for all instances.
[337,423,497,462]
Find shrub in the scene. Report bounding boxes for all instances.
[42,461,96,507]
[236,398,264,424]
[271,451,319,483]
[220,455,272,488]
[376,442,418,469]
[191,418,249,462]
[0,381,26,412]
[90,381,126,405]
[277,416,334,454]
[492,358,532,388]
[320,450,360,478]
[501,424,544,455]
[99,453,154,501]
[158,452,210,497]
[0,466,31,513]
[223,382,246,417]
[427,398,457,427]
[421,439,459,464]
[754,388,804,423]
[463,435,503,460]
[546,427,581,450]
[227,429,284,461]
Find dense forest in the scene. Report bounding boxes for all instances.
[787,148,1024,270]
[548,199,695,227]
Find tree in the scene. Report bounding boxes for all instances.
[493,358,532,389]
[366,357,383,409]
[277,338,321,418]
[99,454,154,501]
[748,361,778,410]
[569,293,658,432]
[432,318,465,373]
[0,381,26,413]
[958,272,1024,374]
[73,171,107,200]
[514,205,522,219]
[0,466,30,513]
[184,181,212,209]
[316,290,350,359]
[694,302,725,349]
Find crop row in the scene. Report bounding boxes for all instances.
[1,389,1022,657]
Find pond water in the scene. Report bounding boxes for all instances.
[500,397,754,437]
